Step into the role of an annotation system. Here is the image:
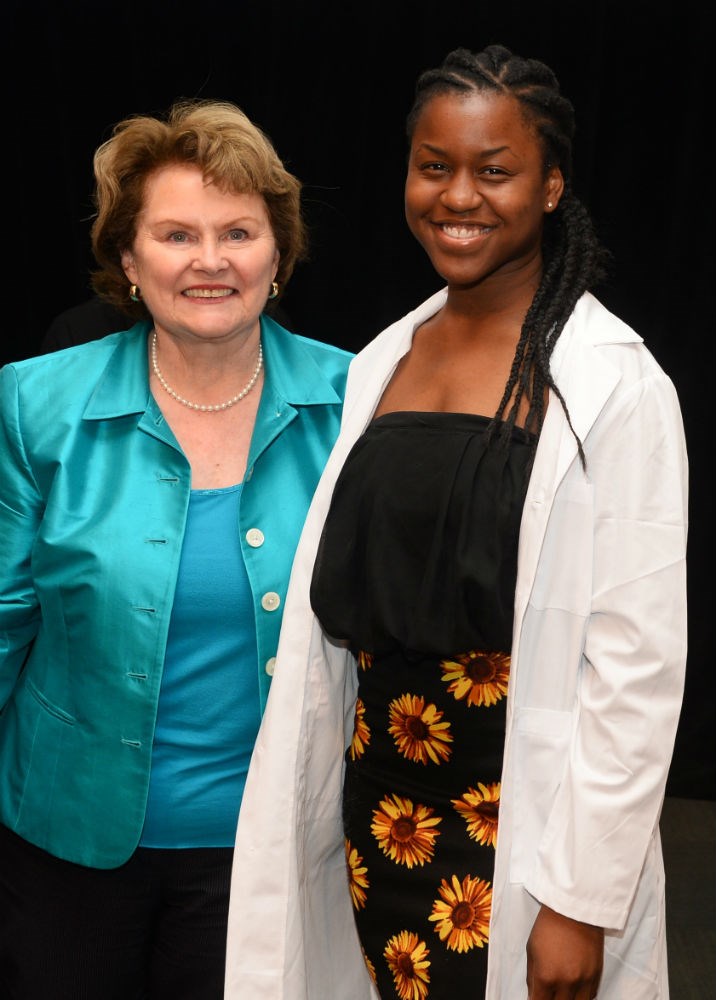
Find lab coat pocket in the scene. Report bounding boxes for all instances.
[509,706,572,884]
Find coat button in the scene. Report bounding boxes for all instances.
[265,657,276,676]
[246,528,265,547]
[261,592,281,612]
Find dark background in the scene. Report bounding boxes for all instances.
[5,0,714,799]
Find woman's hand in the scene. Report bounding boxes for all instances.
[526,904,604,999]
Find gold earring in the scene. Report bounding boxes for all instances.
[129,284,141,302]
[268,281,279,300]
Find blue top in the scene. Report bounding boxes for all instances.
[141,484,260,848]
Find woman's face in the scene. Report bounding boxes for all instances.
[121,163,279,345]
[404,91,563,291]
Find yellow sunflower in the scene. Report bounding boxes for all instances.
[371,793,441,868]
[440,649,510,707]
[384,930,431,1000]
[428,874,492,952]
[350,697,370,760]
[345,839,369,910]
[362,947,377,983]
[452,781,500,847]
[388,693,453,765]
[357,649,374,671]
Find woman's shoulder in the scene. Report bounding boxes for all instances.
[1,325,148,405]
[571,292,642,344]
[572,292,674,379]
[261,315,353,372]
[290,332,354,366]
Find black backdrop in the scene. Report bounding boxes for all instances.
[6,0,715,799]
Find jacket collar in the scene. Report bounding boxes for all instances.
[82,314,344,422]
[83,322,153,420]
[258,315,345,407]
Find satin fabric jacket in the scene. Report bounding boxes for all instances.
[225,290,688,1000]
[0,316,352,868]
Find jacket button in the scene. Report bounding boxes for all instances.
[265,657,276,676]
[246,528,265,547]
[261,592,281,612]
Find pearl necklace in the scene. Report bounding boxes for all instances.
[150,331,263,412]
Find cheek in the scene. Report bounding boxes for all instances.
[252,247,281,281]
[404,179,429,213]
[404,186,428,236]
[508,192,546,230]
[403,208,423,247]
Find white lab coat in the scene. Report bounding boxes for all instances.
[225,289,688,1000]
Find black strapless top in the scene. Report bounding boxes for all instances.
[311,411,536,658]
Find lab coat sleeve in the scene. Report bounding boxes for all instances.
[525,367,688,929]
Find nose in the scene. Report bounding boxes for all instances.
[440,171,482,213]
[192,239,228,273]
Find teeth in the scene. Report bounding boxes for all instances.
[184,288,234,298]
[440,224,489,238]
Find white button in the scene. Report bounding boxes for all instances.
[246,528,264,547]
[261,591,281,612]
[265,657,276,676]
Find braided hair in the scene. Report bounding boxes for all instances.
[407,45,611,468]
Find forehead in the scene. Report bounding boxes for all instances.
[411,91,538,156]
[141,163,267,219]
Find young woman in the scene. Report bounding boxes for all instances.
[226,46,688,1000]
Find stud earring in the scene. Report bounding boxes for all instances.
[129,284,142,302]
[268,281,279,300]
[547,201,554,209]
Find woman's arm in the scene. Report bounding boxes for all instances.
[0,365,43,707]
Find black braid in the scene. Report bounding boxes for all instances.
[407,44,611,469]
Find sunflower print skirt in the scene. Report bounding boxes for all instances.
[343,643,509,1000]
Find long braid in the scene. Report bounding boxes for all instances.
[407,45,611,468]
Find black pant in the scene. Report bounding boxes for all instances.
[0,823,234,1000]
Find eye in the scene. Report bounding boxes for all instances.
[419,161,450,173]
[227,228,248,241]
[168,231,189,243]
[480,166,510,179]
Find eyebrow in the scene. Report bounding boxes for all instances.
[415,141,514,159]
[149,215,263,228]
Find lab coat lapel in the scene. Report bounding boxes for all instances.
[512,296,628,643]
[339,288,448,437]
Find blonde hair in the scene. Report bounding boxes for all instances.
[90,99,307,318]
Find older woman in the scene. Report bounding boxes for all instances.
[0,99,352,999]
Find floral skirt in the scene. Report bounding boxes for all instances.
[342,645,509,1000]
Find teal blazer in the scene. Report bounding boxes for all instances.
[0,317,352,867]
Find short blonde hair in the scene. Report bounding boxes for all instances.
[90,99,307,319]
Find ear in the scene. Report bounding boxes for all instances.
[544,167,565,213]
[272,246,280,280]
[121,249,138,283]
